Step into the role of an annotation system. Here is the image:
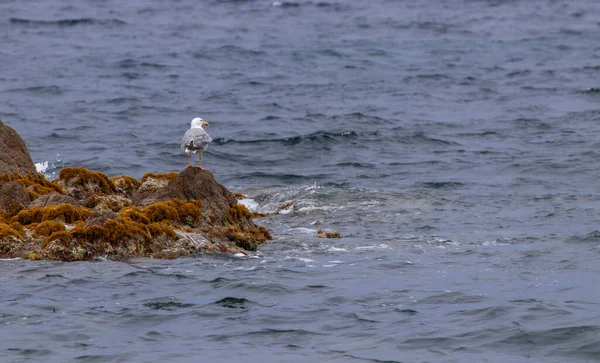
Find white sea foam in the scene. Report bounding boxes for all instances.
[278,204,294,214]
[238,198,259,212]
[34,154,62,179]
[284,256,314,263]
[35,161,49,173]
[289,227,316,234]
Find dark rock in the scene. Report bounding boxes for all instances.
[0,181,30,212]
[0,120,37,176]
[84,206,117,227]
[30,192,78,208]
[134,167,237,217]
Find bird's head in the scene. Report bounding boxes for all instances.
[191,117,209,128]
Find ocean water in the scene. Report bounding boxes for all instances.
[2,0,600,362]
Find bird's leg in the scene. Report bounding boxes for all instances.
[198,151,203,169]
[187,152,192,167]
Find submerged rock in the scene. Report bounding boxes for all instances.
[0,122,273,261]
[317,229,342,238]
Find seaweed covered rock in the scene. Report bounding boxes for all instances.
[30,192,77,208]
[0,166,272,261]
[131,172,179,205]
[57,166,117,200]
[0,120,37,176]
[135,168,236,215]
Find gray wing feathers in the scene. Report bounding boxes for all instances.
[181,128,212,152]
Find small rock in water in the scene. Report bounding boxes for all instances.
[316,229,342,238]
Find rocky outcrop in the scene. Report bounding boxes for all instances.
[0,120,37,176]
[135,168,236,216]
[0,165,272,261]
[0,122,272,261]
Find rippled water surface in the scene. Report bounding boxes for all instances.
[1,0,600,362]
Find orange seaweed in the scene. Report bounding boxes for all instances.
[110,175,141,193]
[0,172,63,200]
[33,220,66,238]
[10,205,91,225]
[140,172,179,184]
[59,166,116,194]
[143,202,180,223]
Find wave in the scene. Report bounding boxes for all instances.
[6,85,64,95]
[213,131,359,146]
[9,17,126,27]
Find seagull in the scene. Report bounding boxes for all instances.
[181,117,212,168]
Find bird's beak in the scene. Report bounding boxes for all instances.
[203,121,209,126]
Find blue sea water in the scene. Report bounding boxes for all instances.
[1,0,600,362]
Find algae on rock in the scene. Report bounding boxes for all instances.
[0,167,272,261]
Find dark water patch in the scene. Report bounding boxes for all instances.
[386,160,443,167]
[418,291,486,305]
[395,308,418,316]
[318,48,346,58]
[451,306,510,321]
[414,225,437,231]
[506,69,532,78]
[258,115,283,121]
[234,171,314,183]
[347,312,380,324]
[419,181,464,190]
[273,1,301,8]
[567,230,600,243]
[38,273,68,281]
[217,45,266,57]
[140,62,168,69]
[214,297,250,309]
[374,261,415,270]
[120,72,144,80]
[331,112,393,126]
[304,284,331,290]
[143,298,195,310]
[73,354,124,362]
[246,328,325,337]
[9,17,126,27]
[340,354,403,363]
[511,117,551,130]
[6,85,64,95]
[5,348,55,358]
[214,131,359,146]
[117,59,168,70]
[118,59,137,69]
[582,87,600,94]
[324,162,375,169]
[120,270,153,279]
[219,280,292,294]
[141,330,163,342]
[404,73,451,82]
[398,132,460,146]
[205,276,234,287]
[490,325,600,351]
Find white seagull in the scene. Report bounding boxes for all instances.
[181,117,212,168]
